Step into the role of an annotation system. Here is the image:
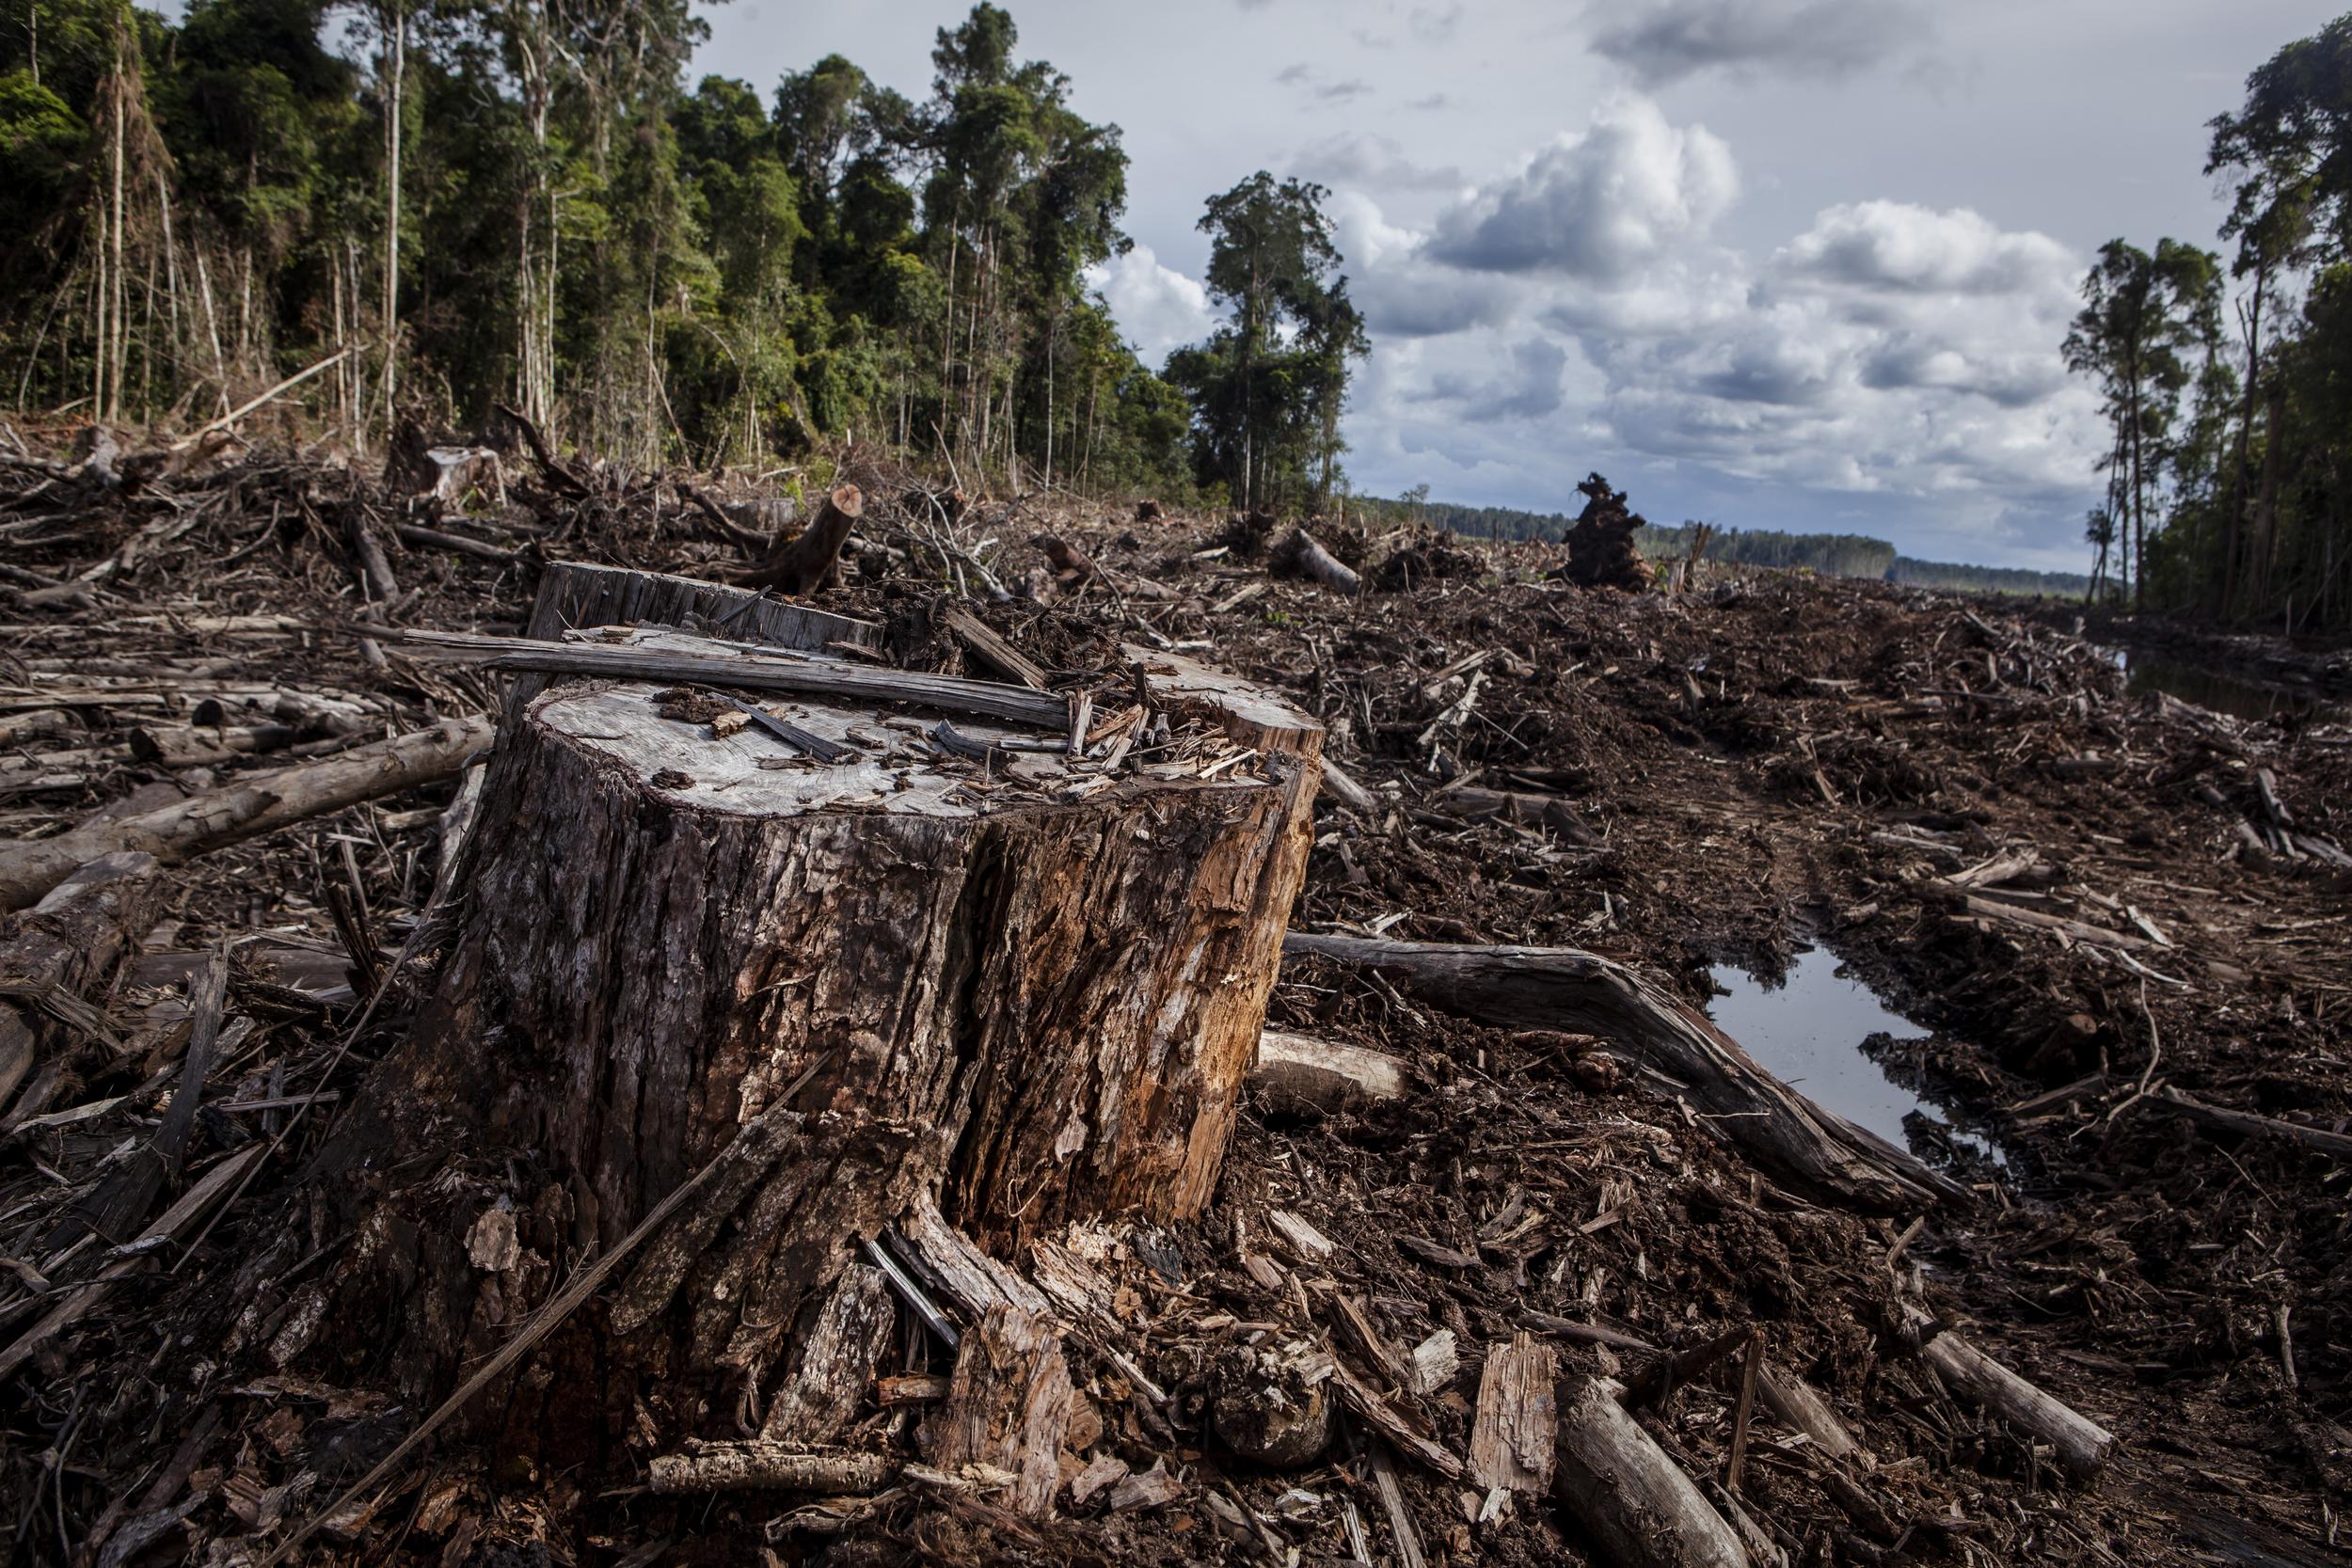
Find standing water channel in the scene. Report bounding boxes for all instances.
[1706,948,2006,1167]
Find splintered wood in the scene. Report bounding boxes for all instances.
[921,1305,1074,1518]
[1470,1333,1559,1499]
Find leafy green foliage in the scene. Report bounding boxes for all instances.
[0,0,1196,493]
[2068,10,2352,631]
[1169,172,1366,511]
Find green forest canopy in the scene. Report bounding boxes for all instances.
[2063,10,2352,633]
[8,0,2346,623]
[0,0,1361,509]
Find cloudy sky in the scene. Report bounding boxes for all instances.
[697,0,2337,570]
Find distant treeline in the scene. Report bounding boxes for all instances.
[1888,558,2092,597]
[1355,496,2090,597]
[1635,522,1896,579]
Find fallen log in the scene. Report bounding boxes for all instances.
[1433,785,1598,845]
[1281,933,1960,1213]
[1251,1029,1406,1111]
[0,718,493,912]
[1272,528,1360,594]
[1553,1375,1749,1568]
[394,521,520,565]
[368,625,1065,729]
[2139,1085,2352,1161]
[739,482,863,594]
[938,603,1051,689]
[1907,1310,2115,1480]
[1319,758,1378,814]
[523,560,880,653]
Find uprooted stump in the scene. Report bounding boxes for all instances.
[1553,472,1653,593]
[311,572,1322,1472]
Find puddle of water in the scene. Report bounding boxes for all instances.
[1706,949,2005,1167]
[2109,647,2346,725]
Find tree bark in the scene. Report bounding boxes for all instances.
[1280,934,1960,1213]
[920,1304,1073,1518]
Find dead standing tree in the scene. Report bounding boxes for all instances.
[304,566,1323,1473]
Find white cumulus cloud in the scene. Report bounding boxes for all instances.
[1085,245,1216,369]
[1428,96,1738,279]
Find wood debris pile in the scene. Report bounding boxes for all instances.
[0,427,2346,1567]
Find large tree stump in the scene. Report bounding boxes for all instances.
[323,576,1320,1468]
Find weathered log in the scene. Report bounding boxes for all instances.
[739,483,863,594]
[1910,1312,2115,1480]
[1251,1030,1406,1112]
[373,625,1065,729]
[1433,785,1598,845]
[2139,1085,2352,1161]
[938,603,1051,689]
[1318,758,1378,815]
[0,719,492,912]
[1281,934,1959,1213]
[493,402,589,497]
[129,722,300,768]
[524,560,880,653]
[1272,528,1361,594]
[1553,1375,1749,1568]
[1756,1366,1861,1462]
[312,594,1319,1467]
[921,1304,1073,1518]
[394,521,521,565]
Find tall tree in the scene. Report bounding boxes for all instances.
[2061,238,2221,608]
[1168,172,1363,510]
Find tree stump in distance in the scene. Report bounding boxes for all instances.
[738,481,865,594]
[326,574,1320,1465]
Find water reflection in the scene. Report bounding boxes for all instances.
[1706,949,2006,1167]
[2109,647,2345,724]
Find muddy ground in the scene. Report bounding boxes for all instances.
[0,436,2346,1567]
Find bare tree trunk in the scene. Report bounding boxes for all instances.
[2250,376,2287,608]
[2223,267,2266,618]
[379,6,405,436]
